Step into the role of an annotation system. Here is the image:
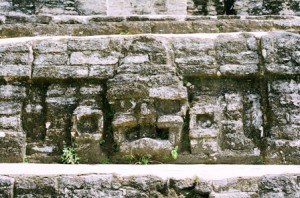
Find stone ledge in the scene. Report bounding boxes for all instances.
[0,15,299,37]
[0,164,300,197]
[0,164,299,180]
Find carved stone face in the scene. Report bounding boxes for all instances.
[107,36,188,160]
[189,79,262,161]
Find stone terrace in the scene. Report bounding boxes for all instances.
[0,0,300,197]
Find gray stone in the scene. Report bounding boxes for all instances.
[107,0,187,15]
[33,66,89,79]
[173,36,218,76]
[76,0,106,15]
[0,85,26,100]
[262,32,300,75]
[259,175,300,197]
[267,79,300,163]
[15,176,57,197]
[34,53,68,66]
[0,132,25,162]
[0,176,14,198]
[216,33,259,76]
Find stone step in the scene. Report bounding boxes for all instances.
[0,15,300,37]
[0,164,300,197]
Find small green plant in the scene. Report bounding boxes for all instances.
[61,147,80,164]
[112,144,120,153]
[171,146,179,160]
[119,30,130,35]
[100,159,111,164]
[138,155,151,165]
[99,139,105,146]
[23,156,29,163]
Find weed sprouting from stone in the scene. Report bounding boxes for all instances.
[61,147,80,164]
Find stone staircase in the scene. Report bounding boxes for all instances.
[0,0,300,197]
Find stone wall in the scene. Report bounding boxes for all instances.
[1,164,300,197]
[0,0,300,16]
[0,31,300,164]
[188,0,300,15]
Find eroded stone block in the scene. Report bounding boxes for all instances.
[44,84,78,159]
[108,36,188,161]
[0,176,14,197]
[173,36,218,76]
[267,79,300,163]
[107,0,187,15]
[0,132,25,162]
[216,33,259,76]
[71,84,106,163]
[0,42,32,78]
[262,32,300,75]
[57,174,120,197]
[15,176,57,197]
[189,79,262,162]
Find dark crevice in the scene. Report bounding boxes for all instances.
[101,80,115,158]
[181,109,191,153]
[224,0,236,15]
[257,37,271,162]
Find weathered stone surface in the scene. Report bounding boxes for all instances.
[262,32,300,75]
[57,174,120,197]
[188,79,262,163]
[259,175,300,197]
[44,84,78,160]
[0,32,300,163]
[107,0,187,16]
[71,84,106,164]
[0,132,25,162]
[0,176,14,197]
[173,36,218,76]
[107,36,188,162]
[189,0,300,16]
[216,33,259,76]
[15,176,57,197]
[266,79,300,164]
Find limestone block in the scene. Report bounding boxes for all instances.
[76,0,106,15]
[262,32,300,75]
[15,176,57,197]
[173,37,218,76]
[70,52,119,65]
[34,53,68,66]
[107,0,187,16]
[57,175,120,197]
[25,142,56,163]
[68,38,122,79]
[33,66,89,79]
[0,85,26,100]
[0,176,14,197]
[89,65,115,79]
[68,38,116,51]
[266,79,300,163]
[33,39,67,53]
[209,192,257,198]
[0,85,25,132]
[0,65,31,78]
[122,36,169,65]
[0,132,25,162]
[215,33,259,76]
[259,175,299,197]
